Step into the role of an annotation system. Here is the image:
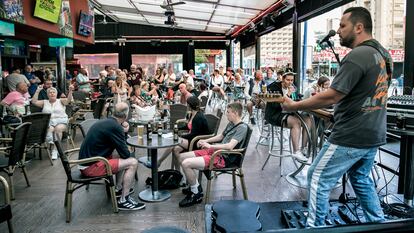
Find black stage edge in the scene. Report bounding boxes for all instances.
[205,200,414,233]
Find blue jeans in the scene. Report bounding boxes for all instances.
[306,142,384,227]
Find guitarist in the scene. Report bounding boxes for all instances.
[264,71,311,162]
[282,7,391,227]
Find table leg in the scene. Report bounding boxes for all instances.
[138,148,171,202]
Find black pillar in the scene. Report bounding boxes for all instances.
[255,37,261,71]
[403,0,414,94]
[240,45,243,69]
[187,41,195,71]
[292,1,302,92]
[226,41,232,69]
[118,42,126,69]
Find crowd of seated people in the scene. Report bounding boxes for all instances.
[0,62,330,212]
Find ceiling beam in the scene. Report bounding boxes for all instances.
[99,4,239,27]
[184,0,264,11]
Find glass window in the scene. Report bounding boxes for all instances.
[194,49,226,76]
[242,44,255,76]
[74,53,118,78]
[131,54,183,79]
[260,24,293,70]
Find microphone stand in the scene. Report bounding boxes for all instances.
[326,40,341,64]
[326,39,349,204]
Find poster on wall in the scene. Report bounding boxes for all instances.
[0,0,25,23]
[58,0,73,37]
[34,0,62,23]
[88,0,94,37]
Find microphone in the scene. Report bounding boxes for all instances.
[319,30,336,45]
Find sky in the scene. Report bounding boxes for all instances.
[306,8,342,45]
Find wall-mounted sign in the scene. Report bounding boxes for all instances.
[0,19,15,36]
[58,0,73,37]
[0,0,25,23]
[34,0,62,24]
[49,38,73,48]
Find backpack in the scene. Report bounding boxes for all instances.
[145,169,183,190]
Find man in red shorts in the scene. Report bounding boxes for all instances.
[176,102,248,207]
[78,102,145,211]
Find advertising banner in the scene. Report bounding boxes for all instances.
[34,0,62,23]
[58,0,73,37]
[0,0,25,23]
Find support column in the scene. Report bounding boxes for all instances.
[226,41,232,69]
[240,46,243,69]
[56,47,66,92]
[188,41,195,71]
[255,37,261,71]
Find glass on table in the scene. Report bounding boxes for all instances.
[137,125,144,138]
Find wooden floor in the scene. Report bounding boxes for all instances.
[0,107,399,233]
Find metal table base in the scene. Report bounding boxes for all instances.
[139,189,171,202]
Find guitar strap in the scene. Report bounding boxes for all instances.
[357,39,393,84]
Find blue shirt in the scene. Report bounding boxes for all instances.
[25,72,38,96]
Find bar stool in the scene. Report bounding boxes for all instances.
[255,120,271,148]
[261,115,293,176]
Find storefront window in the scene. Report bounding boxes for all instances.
[194,49,226,76]
[242,45,255,76]
[74,53,118,78]
[131,54,182,79]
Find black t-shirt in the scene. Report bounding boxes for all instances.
[329,40,391,148]
[79,117,130,160]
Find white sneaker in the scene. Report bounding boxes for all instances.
[51,149,58,160]
[301,147,309,155]
[291,151,308,162]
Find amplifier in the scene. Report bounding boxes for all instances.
[388,95,414,110]
[387,95,414,128]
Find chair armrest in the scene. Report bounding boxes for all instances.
[0,138,12,142]
[69,156,113,176]
[208,149,244,170]
[189,134,214,151]
[0,175,10,204]
[64,148,81,159]
[0,146,12,151]
[65,148,81,154]
[77,109,94,113]
[176,119,188,124]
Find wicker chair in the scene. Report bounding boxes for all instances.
[203,126,253,203]
[0,122,32,200]
[54,140,118,223]
[22,113,53,165]
[0,175,13,233]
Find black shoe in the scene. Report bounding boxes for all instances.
[250,118,256,125]
[182,185,203,195]
[179,191,203,207]
[115,187,135,198]
[117,196,146,211]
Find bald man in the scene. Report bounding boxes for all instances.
[79,102,145,211]
[179,83,193,105]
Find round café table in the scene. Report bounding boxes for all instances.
[127,134,178,202]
